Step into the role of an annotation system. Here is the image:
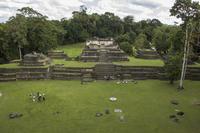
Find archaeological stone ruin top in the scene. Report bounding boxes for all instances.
[21,52,51,66]
[47,50,68,60]
[80,37,129,62]
[135,48,160,59]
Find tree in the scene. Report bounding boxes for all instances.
[0,24,9,63]
[119,42,133,55]
[170,0,200,89]
[26,18,58,53]
[152,25,182,57]
[164,51,182,84]
[5,14,28,60]
[17,7,45,18]
[123,16,134,33]
[152,26,170,56]
[115,34,130,44]
[134,33,149,49]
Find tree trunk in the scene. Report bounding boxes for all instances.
[179,25,188,90]
[183,27,193,81]
[18,46,22,60]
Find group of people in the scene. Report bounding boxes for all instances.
[29,92,46,102]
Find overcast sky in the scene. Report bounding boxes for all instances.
[0,0,199,24]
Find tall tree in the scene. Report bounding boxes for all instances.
[170,0,200,89]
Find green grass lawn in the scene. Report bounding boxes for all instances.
[114,57,164,66]
[0,63,20,68]
[189,63,200,67]
[56,42,85,57]
[0,80,200,133]
[52,60,96,68]
[0,63,49,69]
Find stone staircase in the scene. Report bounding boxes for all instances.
[94,63,116,80]
[99,50,108,62]
[80,48,99,62]
[0,69,17,82]
[48,51,68,60]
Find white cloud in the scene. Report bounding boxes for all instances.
[0,0,199,24]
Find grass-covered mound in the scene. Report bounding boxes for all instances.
[0,80,199,133]
[114,57,164,66]
[56,43,85,57]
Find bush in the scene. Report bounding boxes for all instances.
[119,41,133,56]
[164,53,182,84]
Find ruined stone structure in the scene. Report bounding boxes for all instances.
[135,49,160,59]
[80,38,129,62]
[1,65,200,82]
[21,52,51,66]
[48,50,68,60]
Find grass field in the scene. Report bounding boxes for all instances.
[114,57,164,66]
[52,60,96,68]
[0,80,200,133]
[56,43,85,57]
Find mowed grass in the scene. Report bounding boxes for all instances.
[56,42,85,57]
[0,63,20,68]
[114,57,164,66]
[0,80,200,133]
[52,60,96,68]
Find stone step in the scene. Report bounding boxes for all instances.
[48,50,65,54]
[52,72,82,76]
[136,55,160,59]
[0,73,16,76]
[52,69,81,73]
[0,78,16,82]
[17,76,46,80]
[52,75,81,80]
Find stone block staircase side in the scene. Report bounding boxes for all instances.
[136,50,160,59]
[16,68,49,80]
[0,68,17,82]
[48,51,68,59]
[94,63,117,80]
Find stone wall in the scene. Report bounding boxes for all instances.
[0,65,200,81]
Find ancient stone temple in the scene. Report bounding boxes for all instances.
[48,50,68,60]
[135,48,160,59]
[80,38,129,62]
[21,52,51,66]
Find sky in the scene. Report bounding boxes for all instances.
[0,0,199,24]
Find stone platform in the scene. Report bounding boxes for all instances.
[21,52,50,66]
[135,49,160,59]
[1,65,200,81]
[80,48,129,62]
[48,50,68,60]
[80,38,129,62]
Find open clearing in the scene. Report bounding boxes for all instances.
[0,80,199,133]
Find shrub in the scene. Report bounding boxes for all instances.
[119,41,133,56]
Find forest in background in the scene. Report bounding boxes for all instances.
[0,0,199,64]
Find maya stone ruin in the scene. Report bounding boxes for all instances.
[21,52,51,66]
[47,50,68,60]
[80,37,129,62]
[135,48,160,59]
